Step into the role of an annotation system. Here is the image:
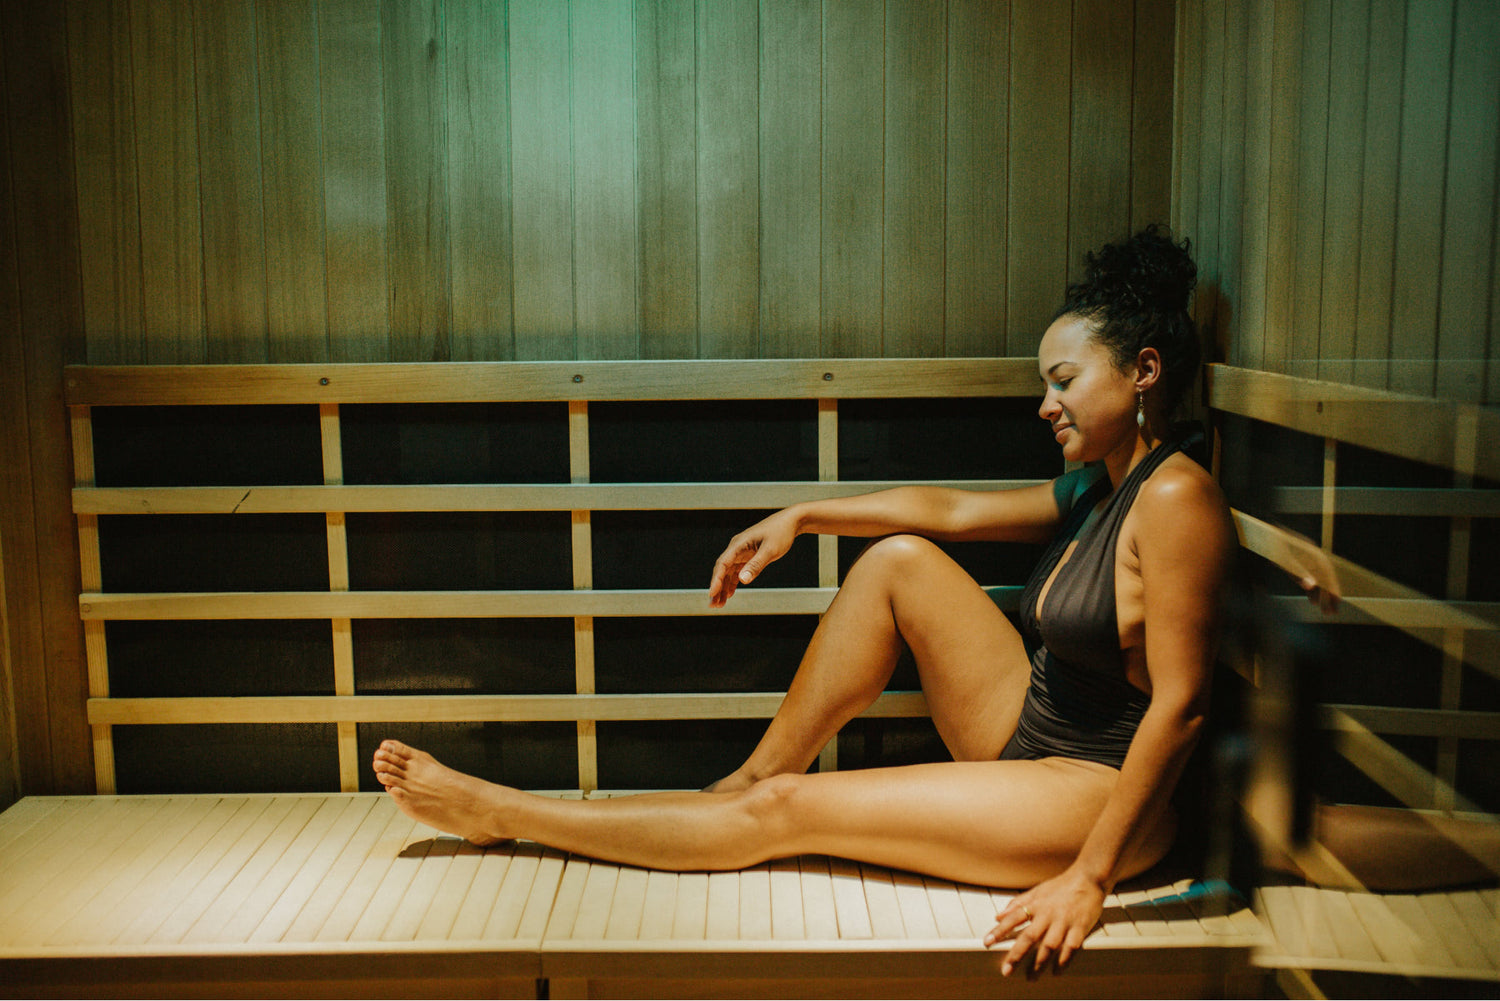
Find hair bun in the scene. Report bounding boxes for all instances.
[1080,224,1196,315]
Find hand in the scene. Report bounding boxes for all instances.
[983,866,1106,976]
[708,510,798,607]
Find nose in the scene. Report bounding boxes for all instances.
[1038,388,1060,422]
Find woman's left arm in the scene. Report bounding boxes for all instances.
[984,467,1236,974]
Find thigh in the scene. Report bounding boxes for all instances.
[861,535,1031,760]
[767,758,1169,888]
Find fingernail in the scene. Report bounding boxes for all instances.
[739,570,752,583]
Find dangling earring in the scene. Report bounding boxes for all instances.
[1136,391,1146,429]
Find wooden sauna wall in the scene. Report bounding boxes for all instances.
[1173,0,1499,404]
[0,0,1176,803]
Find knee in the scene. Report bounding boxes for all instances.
[737,772,806,851]
[850,533,946,578]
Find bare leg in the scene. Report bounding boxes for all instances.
[373,739,1172,887]
[709,535,1031,791]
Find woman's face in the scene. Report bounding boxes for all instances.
[1037,314,1139,465]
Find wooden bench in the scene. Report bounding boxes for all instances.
[1,359,1494,997]
[0,792,1263,999]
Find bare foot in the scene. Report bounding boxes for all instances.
[371,739,513,846]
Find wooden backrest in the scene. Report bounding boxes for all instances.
[66,359,1046,794]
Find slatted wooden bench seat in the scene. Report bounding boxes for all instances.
[0,792,1265,999]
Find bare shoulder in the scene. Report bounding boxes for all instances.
[1131,453,1234,553]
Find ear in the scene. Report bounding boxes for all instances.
[1133,347,1163,393]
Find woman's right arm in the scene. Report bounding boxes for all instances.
[708,480,1069,607]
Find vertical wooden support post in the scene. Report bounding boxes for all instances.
[816,399,839,774]
[1320,437,1337,553]
[71,406,115,794]
[321,404,359,792]
[570,401,598,793]
[1436,406,1478,811]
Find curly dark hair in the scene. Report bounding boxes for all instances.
[1054,225,1200,414]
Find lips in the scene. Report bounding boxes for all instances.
[1052,423,1073,442]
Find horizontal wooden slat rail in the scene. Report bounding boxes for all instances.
[1269,487,1500,518]
[65,358,1041,406]
[1206,364,1500,482]
[73,480,1040,515]
[78,587,1027,622]
[86,692,931,727]
[1233,511,1499,647]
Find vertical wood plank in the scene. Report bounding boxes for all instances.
[258,0,328,363]
[69,408,112,794]
[821,0,883,358]
[1007,0,1071,355]
[318,0,390,363]
[383,0,451,362]
[1353,0,1404,389]
[817,397,837,772]
[945,0,1007,358]
[1131,0,1176,233]
[1172,0,1203,258]
[129,0,205,363]
[1290,0,1332,379]
[1068,0,1133,281]
[698,0,760,359]
[66,0,144,365]
[883,0,945,358]
[448,0,513,361]
[511,1,575,359]
[759,0,821,358]
[1263,0,1304,375]
[636,0,698,359]
[571,402,597,792]
[1389,0,1454,395]
[1237,0,1274,373]
[1194,0,1225,358]
[573,0,639,361]
[195,0,268,362]
[1436,0,1498,401]
[0,23,46,800]
[1318,0,1371,384]
[321,404,358,791]
[1215,0,1248,366]
[3,0,91,793]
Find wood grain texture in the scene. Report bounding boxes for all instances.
[509,1,575,360]
[194,0,269,363]
[446,0,514,362]
[696,0,760,359]
[3,0,91,794]
[318,0,390,363]
[1317,0,1370,385]
[66,0,144,365]
[1006,0,1070,355]
[1436,0,1498,401]
[0,9,45,803]
[1352,0,1404,389]
[383,0,451,363]
[1068,0,1134,286]
[883,0,945,358]
[258,0,329,364]
[129,0,206,363]
[636,0,699,360]
[758,0,821,359]
[1389,0,1454,395]
[573,0,639,361]
[945,0,1007,358]
[821,0,883,358]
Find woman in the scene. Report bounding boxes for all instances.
[373,226,1236,975]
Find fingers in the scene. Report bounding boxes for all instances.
[985,904,1087,977]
